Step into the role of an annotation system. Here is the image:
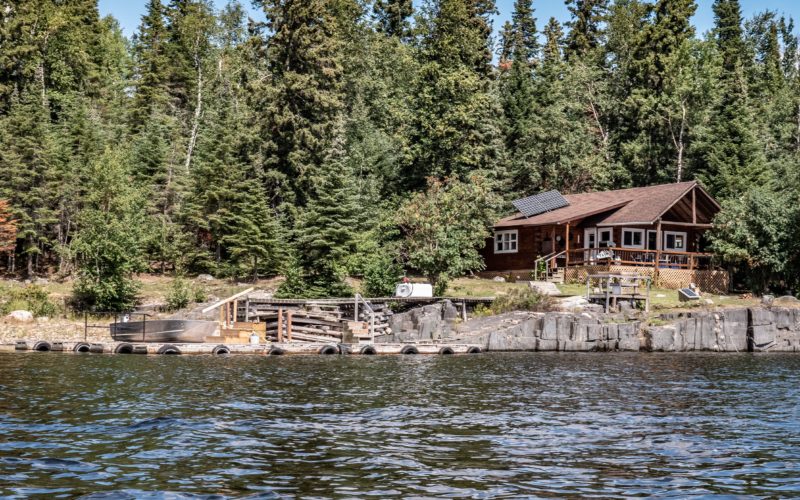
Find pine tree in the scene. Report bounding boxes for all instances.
[499,0,538,193]
[257,0,345,206]
[694,0,766,198]
[565,0,608,60]
[409,0,505,188]
[131,0,170,129]
[279,120,359,298]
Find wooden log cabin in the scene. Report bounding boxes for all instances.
[480,181,730,293]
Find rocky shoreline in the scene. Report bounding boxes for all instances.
[382,301,800,352]
[4,302,800,353]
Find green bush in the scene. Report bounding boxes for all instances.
[487,287,555,315]
[362,253,403,297]
[193,285,208,303]
[0,284,59,317]
[73,273,140,312]
[165,277,192,311]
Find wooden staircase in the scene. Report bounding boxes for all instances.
[534,251,567,284]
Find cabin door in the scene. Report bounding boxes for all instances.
[583,228,597,262]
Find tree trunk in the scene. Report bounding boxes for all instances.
[184,46,204,171]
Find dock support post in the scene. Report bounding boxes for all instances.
[287,311,293,342]
[461,300,467,321]
[232,300,238,328]
[277,308,284,343]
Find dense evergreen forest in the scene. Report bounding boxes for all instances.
[1,0,799,308]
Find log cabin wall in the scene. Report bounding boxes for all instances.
[482,222,710,272]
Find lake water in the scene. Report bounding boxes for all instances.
[1,352,799,498]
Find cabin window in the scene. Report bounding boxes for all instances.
[664,231,687,251]
[494,230,518,254]
[621,228,645,249]
[598,229,613,247]
[647,230,659,251]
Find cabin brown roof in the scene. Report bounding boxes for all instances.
[495,181,714,228]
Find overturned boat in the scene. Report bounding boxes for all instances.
[110,319,218,343]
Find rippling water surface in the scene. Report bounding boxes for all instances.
[1,352,800,498]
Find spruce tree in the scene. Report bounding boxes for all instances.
[618,0,700,184]
[565,0,608,60]
[257,0,345,206]
[279,121,359,298]
[499,0,538,194]
[409,0,505,187]
[0,93,57,276]
[131,0,170,129]
[695,0,766,198]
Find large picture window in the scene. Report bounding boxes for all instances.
[621,228,645,249]
[494,230,518,254]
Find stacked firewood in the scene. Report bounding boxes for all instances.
[242,301,395,343]
[353,302,394,338]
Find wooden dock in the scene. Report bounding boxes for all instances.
[4,340,483,356]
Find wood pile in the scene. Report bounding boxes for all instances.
[233,301,395,343]
[353,302,394,338]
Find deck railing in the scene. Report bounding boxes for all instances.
[566,247,714,270]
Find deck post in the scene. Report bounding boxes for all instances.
[245,298,250,322]
[605,276,610,313]
[692,186,697,224]
[232,300,238,328]
[550,226,557,268]
[654,219,662,285]
[277,308,284,342]
[565,223,570,268]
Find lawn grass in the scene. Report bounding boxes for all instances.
[445,277,528,298]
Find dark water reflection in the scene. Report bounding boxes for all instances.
[1,352,799,498]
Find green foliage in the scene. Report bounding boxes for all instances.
[165,276,192,311]
[0,285,59,317]
[474,287,555,316]
[396,175,499,295]
[2,0,800,299]
[362,252,404,297]
[71,148,147,312]
[709,188,798,293]
[277,124,359,298]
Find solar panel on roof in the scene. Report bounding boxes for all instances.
[512,190,570,217]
